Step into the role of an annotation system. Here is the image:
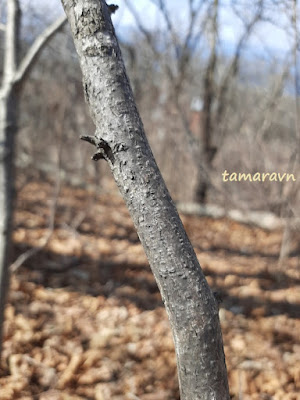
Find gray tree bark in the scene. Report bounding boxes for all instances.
[0,0,66,356]
[0,73,18,360]
[0,0,21,358]
[61,1,230,398]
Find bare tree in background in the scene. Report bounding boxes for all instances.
[0,0,66,355]
[61,0,230,398]
[125,0,267,204]
[278,0,300,263]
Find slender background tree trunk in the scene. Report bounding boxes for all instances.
[0,0,21,357]
[195,0,218,204]
[0,86,18,357]
[61,1,230,398]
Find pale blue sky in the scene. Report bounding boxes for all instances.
[20,0,298,58]
[111,0,298,64]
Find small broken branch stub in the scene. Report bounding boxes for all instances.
[80,135,98,146]
[108,4,119,14]
[80,134,114,164]
[92,151,105,161]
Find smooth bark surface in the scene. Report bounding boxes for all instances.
[0,83,17,357]
[61,1,230,398]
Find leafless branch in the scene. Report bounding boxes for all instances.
[123,0,157,54]
[14,14,67,84]
[3,0,20,84]
[255,63,291,142]
[216,1,264,126]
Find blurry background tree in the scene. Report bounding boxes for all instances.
[2,0,297,215]
[122,0,299,212]
[0,0,66,355]
[120,0,299,264]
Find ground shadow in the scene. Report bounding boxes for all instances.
[11,241,300,319]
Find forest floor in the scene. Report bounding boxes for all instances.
[0,180,299,400]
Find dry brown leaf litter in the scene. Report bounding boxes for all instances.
[0,180,299,399]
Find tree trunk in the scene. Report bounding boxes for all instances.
[0,85,18,355]
[0,0,21,357]
[61,1,230,398]
[195,0,218,204]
